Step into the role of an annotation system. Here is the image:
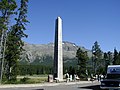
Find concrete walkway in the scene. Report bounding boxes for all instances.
[0,81,99,88]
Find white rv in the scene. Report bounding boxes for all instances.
[100,65,120,90]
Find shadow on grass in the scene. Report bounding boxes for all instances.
[79,85,102,90]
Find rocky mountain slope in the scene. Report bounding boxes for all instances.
[20,41,92,65]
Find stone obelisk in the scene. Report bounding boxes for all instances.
[54,17,63,81]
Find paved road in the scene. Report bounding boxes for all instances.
[0,81,101,90]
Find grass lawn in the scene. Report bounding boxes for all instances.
[16,75,48,84]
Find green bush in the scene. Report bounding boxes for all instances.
[20,77,30,83]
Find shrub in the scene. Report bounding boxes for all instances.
[20,77,30,83]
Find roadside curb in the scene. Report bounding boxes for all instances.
[0,81,98,88]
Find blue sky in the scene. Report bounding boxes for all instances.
[23,0,120,52]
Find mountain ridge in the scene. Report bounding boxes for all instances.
[20,41,92,65]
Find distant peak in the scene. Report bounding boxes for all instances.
[63,41,76,45]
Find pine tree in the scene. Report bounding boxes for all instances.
[76,48,89,79]
[92,41,102,75]
[113,48,120,65]
[107,51,113,65]
[103,52,109,73]
[0,0,29,82]
[0,0,18,83]
[117,52,120,64]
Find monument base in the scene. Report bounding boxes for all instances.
[55,77,63,82]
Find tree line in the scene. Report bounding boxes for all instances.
[18,65,53,75]
[76,41,120,79]
[17,64,77,77]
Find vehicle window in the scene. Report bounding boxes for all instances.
[107,74,120,79]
